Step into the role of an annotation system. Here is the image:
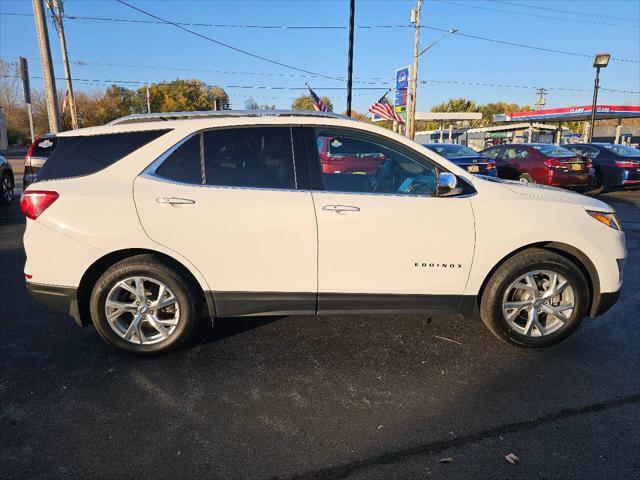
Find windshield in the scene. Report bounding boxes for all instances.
[424,144,479,157]
[603,144,640,157]
[531,145,576,158]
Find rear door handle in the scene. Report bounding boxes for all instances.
[322,204,360,213]
[156,196,196,205]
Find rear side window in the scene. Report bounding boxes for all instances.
[155,135,203,184]
[30,135,57,159]
[482,147,502,159]
[37,130,170,182]
[203,127,295,189]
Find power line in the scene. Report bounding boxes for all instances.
[484,0,639,23]
[421,79,640,95]
[432,27,638,64]
[112,0,343,82]
[0,11,417,29]
[3,11,638,63]
[3,72,637,95]
[433,0,639,29]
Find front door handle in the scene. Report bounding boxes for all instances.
[156,196,196,205]
[322,204,360,213]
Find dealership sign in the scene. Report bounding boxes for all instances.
[372,66,410,123]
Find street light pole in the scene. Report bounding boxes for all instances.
[588,53,610,143]
[346,0,355,117]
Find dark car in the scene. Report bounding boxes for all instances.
[0,154,15,206]
[481,143,594,191]
[563,143,640,192]
[422,143,497,176]
[23,133,56,189]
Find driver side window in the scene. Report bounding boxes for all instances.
[315,129,437,196]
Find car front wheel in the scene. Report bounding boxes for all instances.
[90,254,201,355]
[480,248,589,347]
[0,173,13,205]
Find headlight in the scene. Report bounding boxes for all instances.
[587,210,622,231]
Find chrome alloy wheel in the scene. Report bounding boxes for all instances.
[502,270,575,337]
[105,276,180,345]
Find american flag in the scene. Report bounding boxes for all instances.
[368,93,404,124]
[307,85,329,112]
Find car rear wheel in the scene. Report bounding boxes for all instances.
[90,254,201,355]
[518,173,535,184]
[0,173,13,205]
[480,248,589,347]
[586,172,604,195]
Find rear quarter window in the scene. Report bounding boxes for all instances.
[36,130,171,182]
[30,135,57,158]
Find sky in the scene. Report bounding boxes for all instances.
[1,0,639,114]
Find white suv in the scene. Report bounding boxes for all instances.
[22,111,626,354]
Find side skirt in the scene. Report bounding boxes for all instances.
[210,291,477,318]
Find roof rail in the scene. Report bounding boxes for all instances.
[107,109,352,126]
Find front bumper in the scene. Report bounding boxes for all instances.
[26,282,84,327]
[592,290,620,317]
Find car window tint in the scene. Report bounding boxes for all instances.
[504,148,518,159]
[37,130,170,182]
[316,129,437,196]
[155,135,203,184]
[203,127,295,189]
[30,135,57,158]
[482,147,501,159]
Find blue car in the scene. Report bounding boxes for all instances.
[422,143,497,176]
[564,143,640,192]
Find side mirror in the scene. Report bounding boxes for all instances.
[437,172,458,195]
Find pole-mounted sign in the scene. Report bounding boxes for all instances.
[19,56,35,142]
[19,57,31,104]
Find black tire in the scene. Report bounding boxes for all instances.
[0,173,13,206]
[586,173,604,195]
[90,254,201,355]
[480,248,589,348]
[518,173,535,184]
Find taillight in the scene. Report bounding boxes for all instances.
[585,160,593,168]
[25,134,43,167]
[615,160,638,168]
[486,160,496,170]
[21,190,59,220]
[543,158,563,168]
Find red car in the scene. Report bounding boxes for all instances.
[318,135,385,174]
[481,143,595,191]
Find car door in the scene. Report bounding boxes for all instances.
[134,126,318,317]
[304,127,475,314]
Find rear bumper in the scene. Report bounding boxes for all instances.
[26,282,85,327]
[547,168,595,189]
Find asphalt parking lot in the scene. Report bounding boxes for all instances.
[1,173,639,478]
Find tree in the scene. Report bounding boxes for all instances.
[244,97,260,110]
[147,80,229,112]
[291,94,333,112]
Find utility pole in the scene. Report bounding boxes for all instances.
[534,87,547,110]
[346,0,355,117]
[32,0,61,133]
[49,0,78,129]
[407,0,422,139]
[145,83,151,113]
